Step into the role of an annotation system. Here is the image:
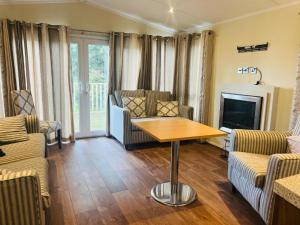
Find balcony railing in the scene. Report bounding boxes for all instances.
[89,82,108,112]
[73,82,108,112]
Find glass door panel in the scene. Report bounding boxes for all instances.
[70,42,80,133]
[88,44,109,131]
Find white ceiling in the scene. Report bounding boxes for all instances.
[1,0,299,32]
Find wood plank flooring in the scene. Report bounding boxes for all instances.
[47,138,265,225]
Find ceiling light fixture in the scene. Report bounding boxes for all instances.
[168,7,174,14]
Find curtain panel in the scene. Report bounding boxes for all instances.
[290,53,300,129]
[151,36,175,92]
[173,33,192,106]
[0,19,74,141]
[0,19,31,116]
[108,30,214,125]
[137,35,152,90]
[188,31,214,124]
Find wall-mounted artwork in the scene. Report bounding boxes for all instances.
[237,43,268,53]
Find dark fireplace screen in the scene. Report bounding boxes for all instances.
[219,93,262,132]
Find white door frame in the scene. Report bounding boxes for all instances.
[70,34,109,138]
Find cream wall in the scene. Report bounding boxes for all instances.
[0,2,171,35]
[210,4,300,138]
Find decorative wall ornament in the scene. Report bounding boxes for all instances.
[237,43,268,53]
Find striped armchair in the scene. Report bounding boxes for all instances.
[11,90,62,149]
[228,129,300,225]
[0,115,49,225]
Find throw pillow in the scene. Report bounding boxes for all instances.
[157,100,179,117]
[287,136,300,153]
[122,97,147,118]
[0,115,29,145]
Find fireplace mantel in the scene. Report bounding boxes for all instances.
[218,84,279,131]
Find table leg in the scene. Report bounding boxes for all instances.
[170,141,180,204]
[151,141,197,206]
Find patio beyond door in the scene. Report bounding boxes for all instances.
[70,37,109,138]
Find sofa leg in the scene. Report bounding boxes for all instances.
[57,129,62,149]
[231,183,237,193]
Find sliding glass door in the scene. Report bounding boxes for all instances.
[70,36,109,138]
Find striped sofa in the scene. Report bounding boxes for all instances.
[0,115,49,225]
[228,129,300,225]
[109,90,193,149]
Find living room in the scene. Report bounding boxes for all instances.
[0,1,300,225]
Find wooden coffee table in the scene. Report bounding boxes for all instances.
[132,118,226,207]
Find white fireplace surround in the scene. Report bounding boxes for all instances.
[208,83,279,150]
[218,84,279,131]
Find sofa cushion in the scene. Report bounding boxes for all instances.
[287,136,300,153]
[115,89,145,107]
[157,100,179,117]
[0,115,29,145]
[0,133,45,165]
[229,152,270,188]
[122,97,147,118]
[145,90,171,116]
[0,157,50,208]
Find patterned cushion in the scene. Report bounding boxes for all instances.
[0,157,50,208]
[229,152,270,188]
[287,136,300,153]
[157,100,179,117]
[115,89,145,107]
[0,133,45,165]
[145,91,171,117]
[122,97,146,118]
[40,120,62,135]
[11,90,37,115]
[0,115,29,145]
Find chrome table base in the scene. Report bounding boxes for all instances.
[150,141,197,206]
[151,182,197,206]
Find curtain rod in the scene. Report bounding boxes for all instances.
[7,20,61,30]
[5,20,205,38]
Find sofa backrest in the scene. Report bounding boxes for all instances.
[114,89,171,117]
[145,90,171,116]
[114,89,145,107]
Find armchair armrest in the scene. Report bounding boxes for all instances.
[179,105,193,120]
[229,129,291,155]
[110,104,131,144]
[0,170,45,225]
[25,115,40,133]
[260,153,300,224]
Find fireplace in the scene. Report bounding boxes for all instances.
[219,93,263,133]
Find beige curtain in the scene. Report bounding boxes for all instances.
[107,32,142,135]
[28,24,74,141]
[173,33,192,105]
[137,35,152,90]
[290,53,300,129]
[188,31,214,123]
[0,19,74,141]
[171,31,214,123]
[0,19,31,116]
[151,37,175,92]
[122,34,141,90]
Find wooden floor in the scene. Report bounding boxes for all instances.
[47,138,265,225]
